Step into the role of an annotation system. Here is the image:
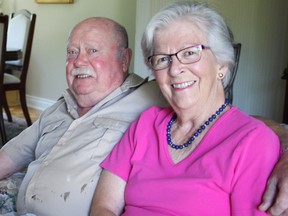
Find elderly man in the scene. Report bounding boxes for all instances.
[0,17,166,215]
[0,16,287,216]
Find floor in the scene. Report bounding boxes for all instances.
[4,105,42,124]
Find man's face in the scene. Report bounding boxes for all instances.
[66,19,129,108]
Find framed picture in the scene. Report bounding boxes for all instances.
[35,0,73,3]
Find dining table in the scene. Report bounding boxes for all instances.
[5,47,22,61]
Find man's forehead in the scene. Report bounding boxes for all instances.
[72,24,114,42]
[74,18,115,33]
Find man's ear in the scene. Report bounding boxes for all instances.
[121,48,132,73]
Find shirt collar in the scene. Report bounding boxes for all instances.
[62,73,148,118]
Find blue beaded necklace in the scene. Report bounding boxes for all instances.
[167,99,230,150]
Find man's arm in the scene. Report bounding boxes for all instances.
[0,150,23,179]
[254,115,288,147]
[254,115,288,215]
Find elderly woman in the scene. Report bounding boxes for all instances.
[90,2,279,215]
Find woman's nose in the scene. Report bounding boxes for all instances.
[168,55,184,76]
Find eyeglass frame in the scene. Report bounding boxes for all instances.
[147,44,210,71]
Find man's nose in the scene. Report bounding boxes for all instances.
[74,52,89,67]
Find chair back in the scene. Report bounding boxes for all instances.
[0,15,8,79]
[2,10,36,127]
[6,9,36,68]
[224,43,241,103]
[0,15,9,143]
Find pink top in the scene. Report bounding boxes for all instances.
[102,106,280,216]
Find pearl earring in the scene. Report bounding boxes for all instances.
[218,73,223,78]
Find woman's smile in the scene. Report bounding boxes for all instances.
[171,80,196,89]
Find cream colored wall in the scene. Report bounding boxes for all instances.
[3,0,136,103]
[134,0,288,122]
[217,0,288,121]
[3,0,288,121]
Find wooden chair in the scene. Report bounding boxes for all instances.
[3,9,36,126]
[0,15,9,144]
[224,43,241,103]
[282,67,288,123]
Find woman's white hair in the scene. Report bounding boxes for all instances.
[141,1,235,88]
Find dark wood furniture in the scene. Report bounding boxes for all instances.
[6,48,22,61]
[224,43,242,103]
[0,15,9,144]
[282,68,288,123]
[3,9,36,127]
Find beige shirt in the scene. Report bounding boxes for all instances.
[3,74,167,216]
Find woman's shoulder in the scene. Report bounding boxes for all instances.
[225,106,279,143]
[135,106,173,127]
[227,106,269,128]
[140,106,173,118]
[222,107,280,155]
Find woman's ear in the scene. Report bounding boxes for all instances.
[217,64,228,80]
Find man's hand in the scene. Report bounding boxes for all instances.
[259,152,288,216]
[253,116,288,215]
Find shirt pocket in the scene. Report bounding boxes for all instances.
[35,120,65,158]
[90,117,130,162]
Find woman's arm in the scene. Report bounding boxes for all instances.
[230,122,279,215]
[90,170,126,216]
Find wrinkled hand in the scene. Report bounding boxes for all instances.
[259,152,288,216]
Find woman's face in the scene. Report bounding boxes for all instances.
[153,19,227,112]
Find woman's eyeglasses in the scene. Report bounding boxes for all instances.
[148,44,210,71]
